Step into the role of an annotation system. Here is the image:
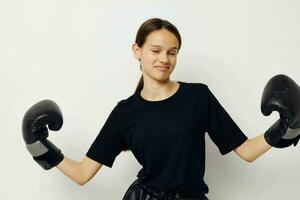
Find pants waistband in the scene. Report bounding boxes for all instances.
[137,180,207,200]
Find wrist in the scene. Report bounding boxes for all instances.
[264,119,287,147]
[33,139,64,170]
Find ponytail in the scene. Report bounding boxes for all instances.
[135,75,144,93]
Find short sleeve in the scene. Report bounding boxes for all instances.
[86,103,126,168]
[203,85,248,155]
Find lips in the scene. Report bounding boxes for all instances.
[155,66,170,69]
[155,66,170,72]
[155,66,170,68]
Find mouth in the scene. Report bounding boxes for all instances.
[155,66,170,71]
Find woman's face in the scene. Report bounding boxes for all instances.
[132,29,179,82]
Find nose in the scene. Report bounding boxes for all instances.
[158,53,170,64]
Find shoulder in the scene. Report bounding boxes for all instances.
[180,81,210,94]
[180,81,218,107]
[115,93,137,110]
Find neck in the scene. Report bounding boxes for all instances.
[140,78,179,101]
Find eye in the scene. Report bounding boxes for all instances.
[152,50,160,53]
[169,52,176,55]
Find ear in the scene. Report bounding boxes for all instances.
[131,43,141,61]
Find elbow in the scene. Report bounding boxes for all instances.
[76,174,89,186]
[245,156,256,163]
[77,179,87,186]
[77,181,85,186]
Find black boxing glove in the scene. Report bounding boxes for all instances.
[261,74,300,148]
[22,99,64,170]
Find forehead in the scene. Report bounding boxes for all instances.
[144,29,179,49]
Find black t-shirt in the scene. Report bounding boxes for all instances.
[86,81,248,197]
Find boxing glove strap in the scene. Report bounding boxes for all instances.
[282,127,300,140]
[26,140,49,157]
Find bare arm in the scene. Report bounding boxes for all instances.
[234,134,272,162]
[56,156,103,185]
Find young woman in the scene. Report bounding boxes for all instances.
[65,17,273,200]
[57,18,272,200]
[23,18,299,200]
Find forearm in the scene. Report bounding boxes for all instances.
[56,156,86,185]
[247,133,272,162]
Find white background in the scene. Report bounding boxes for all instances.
[0,0,299,199]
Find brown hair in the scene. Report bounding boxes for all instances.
[134,18,182,93]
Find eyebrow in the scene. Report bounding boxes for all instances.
[150,45,178,50]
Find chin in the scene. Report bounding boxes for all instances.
[145,71,171,82]
[155,76,171,83]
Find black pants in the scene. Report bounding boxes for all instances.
[122,179,209,200]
